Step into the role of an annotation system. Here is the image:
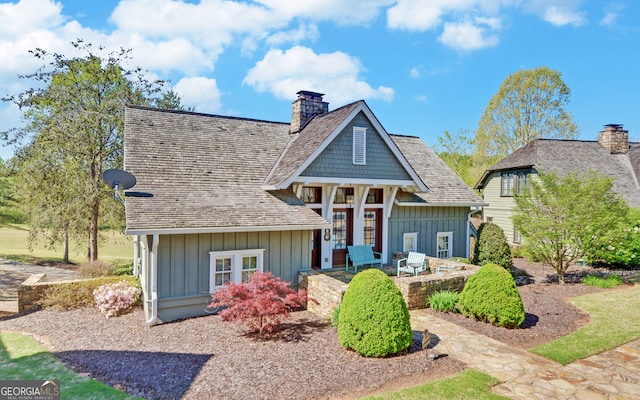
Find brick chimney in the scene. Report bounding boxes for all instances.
[290,90,329,134]
[599,124,629,154]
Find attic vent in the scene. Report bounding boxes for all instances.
[353,127,366,165]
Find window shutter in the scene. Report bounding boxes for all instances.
[353,127,366,165]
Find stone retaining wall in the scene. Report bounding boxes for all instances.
[299,257,479,318]
[18,274,85,313]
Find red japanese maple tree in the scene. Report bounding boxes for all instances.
[209,271,307,334]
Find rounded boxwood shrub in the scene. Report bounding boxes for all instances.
[338,269,412,357]
[473,222,512,269]
[458,263,525,328]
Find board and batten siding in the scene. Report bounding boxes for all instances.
[155,230,312,322]
[300,111,411,181]
[388,206,469,258]
[481,171,522,245]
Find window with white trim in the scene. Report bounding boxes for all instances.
[353,127,366,165]
[436,232,453,259]
[403,232,418,252]
[209,249,265,291]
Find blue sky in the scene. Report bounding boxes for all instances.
[1,0,639,161]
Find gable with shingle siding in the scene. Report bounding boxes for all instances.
[300,111,412,181]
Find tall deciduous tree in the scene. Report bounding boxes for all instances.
[435,129,501,188]
[2,41,184,262]
[476,66,578,158]
[512,170,628,284]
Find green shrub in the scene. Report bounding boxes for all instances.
[449,257,471,264]
[458,263,525,328]
[111,261,134,276]
[37,276,141,310]
[473,223,512,269]
[582,274,623,288]
[428,290,460,312]
[338,269,412,357]
[330,305,340,327]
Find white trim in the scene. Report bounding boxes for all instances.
[403,232,418,252]
[293,177,417,186]
[395,201,489,207]
[209,249,265,291]
[274,103,429,192]
[145,234,159,325]
[126,223,329,236]
[436,231,453,259]
[385,187,399,219]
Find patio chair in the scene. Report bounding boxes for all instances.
[397,252,427,276]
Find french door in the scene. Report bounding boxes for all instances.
[332,208,353,267]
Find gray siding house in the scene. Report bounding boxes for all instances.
[475,124,640,245]
[124,91,486,323]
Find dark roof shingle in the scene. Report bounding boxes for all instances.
[475,139,640,207]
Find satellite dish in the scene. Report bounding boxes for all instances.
[103,169,137,190]
[102,169,137,207]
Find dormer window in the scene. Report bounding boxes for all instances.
[353,127,366,165]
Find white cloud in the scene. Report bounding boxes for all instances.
[243,46,394,104]
[387,0,513,31]
[173,77,221,113]
[266,24,319,46]
[410,66,422,79]
[544,6,587,26]
[439,19,500,51]
[522,0,587,26]
[600,11,618,26]
[255,0,394,25]
[0,0,64,36]
[600,3,625,27]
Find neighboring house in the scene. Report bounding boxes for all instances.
[124,91,486,323]
[475,124,640,245]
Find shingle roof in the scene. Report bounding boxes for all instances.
[124,106,329,232]
[475,139,640,207]
[263,101,362,187]
[391,135,487,206]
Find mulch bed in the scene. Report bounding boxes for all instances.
[0,258,635,399]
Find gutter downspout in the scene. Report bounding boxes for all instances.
[132,235,139,277]
[146,234,159,326]
[466,206,482,260]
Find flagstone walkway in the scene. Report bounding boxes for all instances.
[411,310,640,399]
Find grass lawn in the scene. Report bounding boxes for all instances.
[360,369,507,400]
[0,331,141,400]
[530,284,640,364]
[0,225,132,265]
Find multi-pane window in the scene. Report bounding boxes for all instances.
[332,211,347,249]
[241,255,258,282]
[213,257,232,287]
[302,186,322,203]
[513,226,522,244]
[209,249,264,291]
[403,232,418,252]
[501,171,529,196]
[366,188,383,204]
[501,172,514,196]
[363,211,376,246]
[436,232,453,259]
